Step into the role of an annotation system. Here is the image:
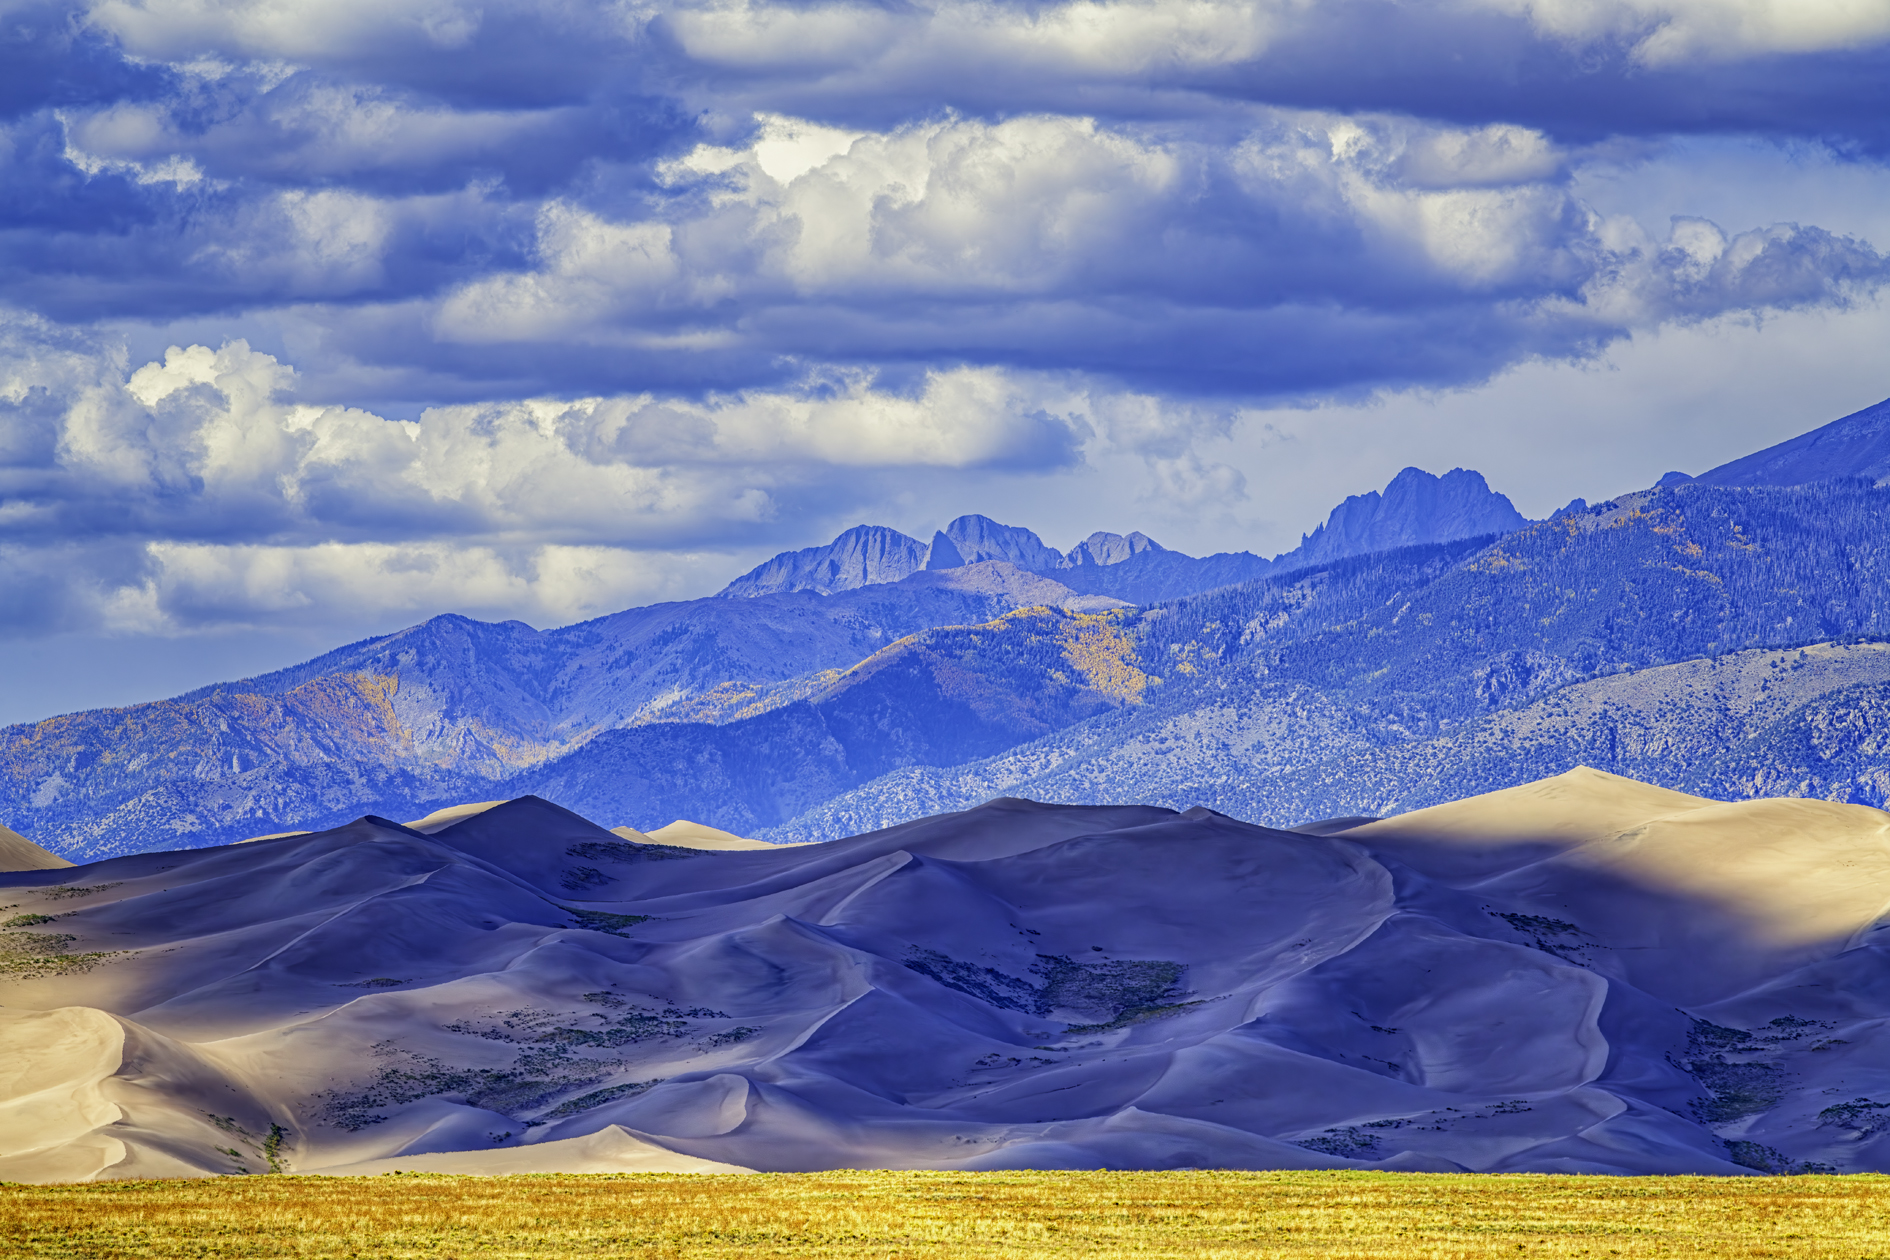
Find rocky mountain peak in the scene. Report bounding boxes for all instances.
[1280,466,1526,570]
[1065,530,1165,567]
[925,514,1066,573]
[718,524,930,597]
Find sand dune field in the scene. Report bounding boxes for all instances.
[1,768,1886,1181]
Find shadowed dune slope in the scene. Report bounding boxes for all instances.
[2,770,1887,1181]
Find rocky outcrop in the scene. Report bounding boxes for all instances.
[1277,467,1526,571]
[719,525,931,597]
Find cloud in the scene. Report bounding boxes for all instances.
[0,313,1108,631]
[1475,0,1890,64]
[2,0,1889,668]
[8,323,1090,535]
[410,109,1889,398]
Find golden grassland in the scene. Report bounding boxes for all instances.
[4,1170,1890,1259]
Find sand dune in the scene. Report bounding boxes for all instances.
[0,824,72,872]
[302,1125,751,1176]
[2,770,1886,1181]
[640,820,805,850]
[406,802,512,834]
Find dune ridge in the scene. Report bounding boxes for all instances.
[1,769,1886,1182]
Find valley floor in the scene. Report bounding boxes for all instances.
[3,1170,1888,1259]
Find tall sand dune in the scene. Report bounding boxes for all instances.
[2,770,1886,1181]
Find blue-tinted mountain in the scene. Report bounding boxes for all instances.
[1277,466,1526,568]
[719,525,930,597]
[518,605,1151,834]
[0,563,1111,860]
[1692,395,1890,487]
[765,477,1890,840]
[19,393,1890,865]
[720,468,1530,607]
[1065,530,1164,566]
[1050,548,1276,603]
[925,514,1068,572]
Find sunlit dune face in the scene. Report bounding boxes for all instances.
[1348,767,1890,947]
[1571,798,1890,947]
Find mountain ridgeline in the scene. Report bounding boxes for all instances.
[5,398,1890,859]
[715,465,1524,600]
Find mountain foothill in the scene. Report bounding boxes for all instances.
[4,398,1890,1179]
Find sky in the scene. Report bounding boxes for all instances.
[3,0,1890,724]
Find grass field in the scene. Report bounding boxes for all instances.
[4,1170,1889,1259]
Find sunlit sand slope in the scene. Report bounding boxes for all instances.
[0,824,71,871]
[1,770,1886,1181]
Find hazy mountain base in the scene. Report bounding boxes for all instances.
[760,641,1890,840]
[5,775,1890,1180]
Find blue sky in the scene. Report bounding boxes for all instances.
[3,0,1890,721]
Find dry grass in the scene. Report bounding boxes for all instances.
[4,1170,1889,1259]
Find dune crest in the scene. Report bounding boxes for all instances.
[2,776,1887,1181]
[406,802,512,834]
[640,820,802,850]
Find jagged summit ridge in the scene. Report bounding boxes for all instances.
[1067,530,1164,567]
[1282,467,1527,569]
[719,467,1528,602]
[719,525,931,598]
[721,514,1157,597]
[925,514,1068,573]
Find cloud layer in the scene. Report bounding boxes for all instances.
[2,0,1889,667]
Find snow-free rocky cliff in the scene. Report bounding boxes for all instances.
[2,769,1887,1180]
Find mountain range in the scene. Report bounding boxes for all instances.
[2,398,1889,860]
[717,465,1524,601]
[3,768,1887,1179]
[6,396,1890,1182]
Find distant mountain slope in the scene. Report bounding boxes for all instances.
[518,606,1154,834]
[774,640,1890,841]
[0,564,1105,859]
[5,773,1885,1178]
[1051,548,1274,603]
[1694,396,1890,487]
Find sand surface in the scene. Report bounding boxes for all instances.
[0,824,72,872]
[640,820,807,850]
[302,1124,750,1175]
[2,769,1885,1181]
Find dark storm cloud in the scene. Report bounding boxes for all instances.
[2,1,1877,397]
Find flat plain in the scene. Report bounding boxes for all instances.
[3,1170,1889,1259]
